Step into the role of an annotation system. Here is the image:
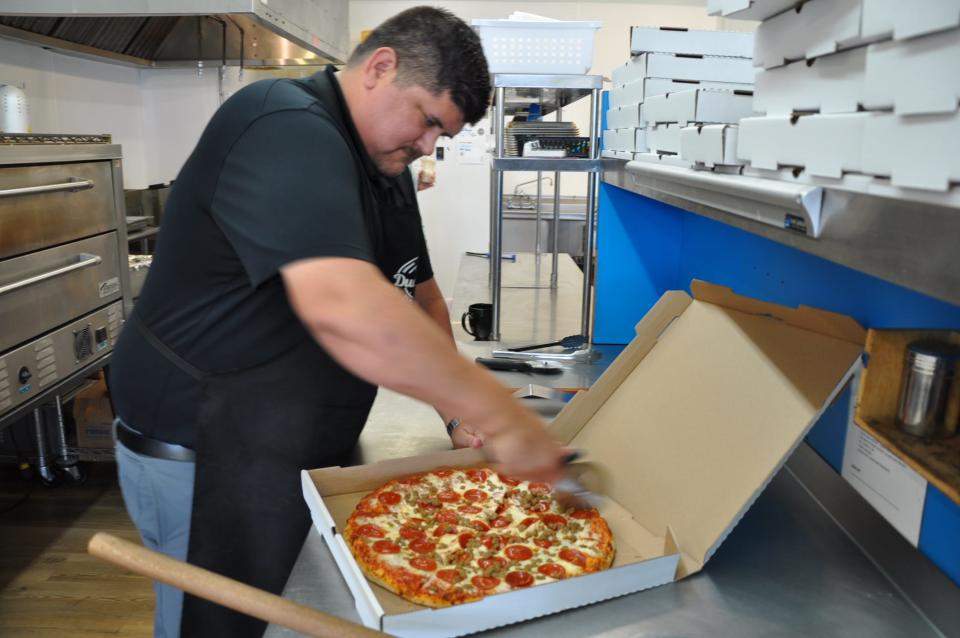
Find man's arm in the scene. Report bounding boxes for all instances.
[414,278,483,449]
[281,257,563,482]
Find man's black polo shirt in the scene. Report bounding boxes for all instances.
[110,67,432,447]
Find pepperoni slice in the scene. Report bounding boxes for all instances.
[571,509,596,520]
[437,489,461,503]
[466,469,489,483]
[480,535,501,551]
[504,545,534,561]
[529,482,551,494]
[470,519,490,532]
[397,572,425,590]
[398,474,424,485]
[458,532,474,549]
[418,499,442,510]
[372,540,400,554]
[505,571,534,588]
[463,489,488,503]
[541,514,566,530]
[518,517,538,529]
[409,556,437,571]
[409,539,437,554]
[559,548,587,567]
[477,556,507,570]
[471,575,500,590]
[378,491,402,506]
[457,505,482,514]
[538,563,566,579]
[527,501,550,513]
[434,469,455,478]
[436,568,464,583]
[497,473,520,487]
[432,523,458,538]
[355,524,385,538]
[533,538,553,549]
[399,526,425,540]
[436,509,459,524]
[490,516,512,529]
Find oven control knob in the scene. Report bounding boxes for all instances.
[18,366,31,385]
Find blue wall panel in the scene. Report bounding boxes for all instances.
[594,184,960,585]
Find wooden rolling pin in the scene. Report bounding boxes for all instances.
[87,532,386,638]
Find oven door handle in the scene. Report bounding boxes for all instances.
[0,253,102,297]
[0,178,94,198]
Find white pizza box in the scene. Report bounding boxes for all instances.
[606,103,646,129]
[646,123,682,155]
[635,128,649,153]
[737,112,880,178]
[631,151,694,168]
[602,128,639,152]
[753,46,866,116]
[863,27,960,116]
[861,0,960,42]
[611,52,756,87]
[610,78,754,108]
[753,0,879,69]
[644,88,755,126]
[602,149,635,161]
[707,0,801,21]
[861,111,960,191]
[600,150,633,162]
[680,124,741,167]
[743,165,960,208]
[630,26,755,58]
[301,281,865,638]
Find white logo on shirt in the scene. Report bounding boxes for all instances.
[392,257,418,299]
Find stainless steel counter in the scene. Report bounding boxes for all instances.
[266,252,957,638]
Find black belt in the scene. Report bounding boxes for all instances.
[115,420,196,462]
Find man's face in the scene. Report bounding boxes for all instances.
[358,73,466,177]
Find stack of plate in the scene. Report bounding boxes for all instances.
[505,121,579,156]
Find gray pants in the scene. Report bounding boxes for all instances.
[115,435,195,638]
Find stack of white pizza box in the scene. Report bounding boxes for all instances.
[604,26,755,167]
[718,0,960,204]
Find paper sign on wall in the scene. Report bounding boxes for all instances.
[841,421,927,546]
[455,124,488,165]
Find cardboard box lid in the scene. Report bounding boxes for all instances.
[549,281,864,576]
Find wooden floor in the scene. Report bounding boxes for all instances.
[0,463,153,636]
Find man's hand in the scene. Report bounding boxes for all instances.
[483,408,565,484]
[450,422,484,449]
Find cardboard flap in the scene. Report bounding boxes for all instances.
[691,280,866,345]
[564,287,864,570]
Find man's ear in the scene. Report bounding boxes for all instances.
[360,47,399,90]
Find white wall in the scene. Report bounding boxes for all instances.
[0,38,148,187]
[349,0,755,297]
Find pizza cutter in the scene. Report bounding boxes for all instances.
[553,451,607,511]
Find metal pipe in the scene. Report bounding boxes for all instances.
[580,89,602,342]
[551,102,562,289]
[535,171,543,258]
[32,408,57,483]
[52,395,83,481]
[491,86,506,341]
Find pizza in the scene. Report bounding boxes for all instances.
[344,466,614,607]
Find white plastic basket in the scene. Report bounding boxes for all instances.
[472,19,602,75]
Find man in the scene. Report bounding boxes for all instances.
[109,7,562,637]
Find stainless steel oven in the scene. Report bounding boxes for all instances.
[0,134,130,478]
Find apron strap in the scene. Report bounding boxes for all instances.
[129,311,209,381]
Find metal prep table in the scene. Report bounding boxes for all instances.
[266,253,957,638]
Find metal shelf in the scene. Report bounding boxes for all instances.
[495,74,602,118]
[602,158,960,307]
[494,157,601,172]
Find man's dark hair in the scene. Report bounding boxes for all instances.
[348,7,491,124]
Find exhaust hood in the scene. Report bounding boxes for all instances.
[0,0,348,67]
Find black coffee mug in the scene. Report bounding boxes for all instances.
[461,302,493,341]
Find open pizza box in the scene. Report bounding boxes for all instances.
[301,280,865,637]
